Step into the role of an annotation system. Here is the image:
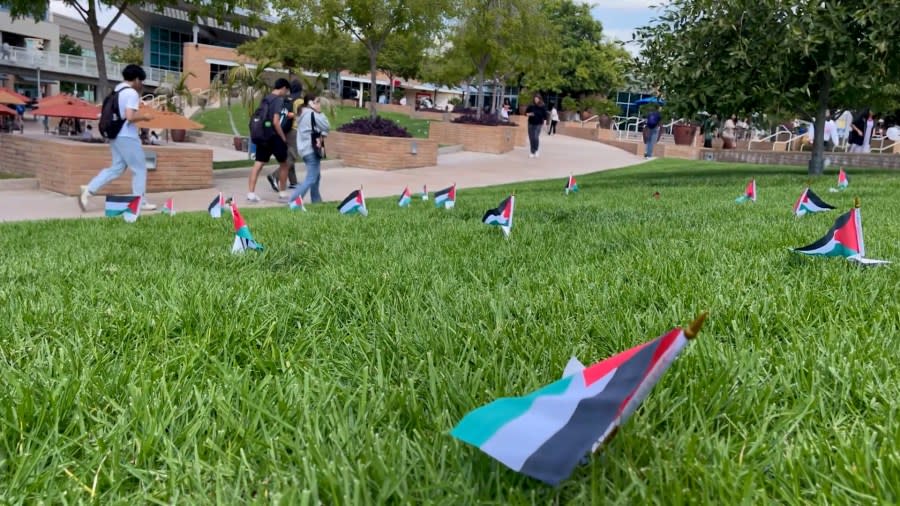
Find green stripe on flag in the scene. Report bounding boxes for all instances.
[451,376,573,448]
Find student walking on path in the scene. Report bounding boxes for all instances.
[525,94,548,158]
[644,107,662,158]
[266,79,304,193]
[79,64,157,212]
[288,93,330,204]
[246,78,292,203]
[548,104,559,135]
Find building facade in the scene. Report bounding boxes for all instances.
[53,13,130,61]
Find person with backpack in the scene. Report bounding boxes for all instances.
[644,106,662,158]
[247,78,292,202]
[266,79,303,193]
[78,64,157,212]
[287,93,330,205]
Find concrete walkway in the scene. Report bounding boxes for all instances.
[0,134,644,223]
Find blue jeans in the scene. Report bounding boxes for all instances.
[87,136,147,195]
[644,126,660,157]
[288,153,322,203]
[527,124,542,154]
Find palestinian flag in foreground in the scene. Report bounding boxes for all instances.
[793,188,834,217]
[482,195,515,238]
[398,187,412,207]
[565,174,579,195]
[830,168,849,192]
[161,198,175,216]
[208,192,225,218]
[230,202,263,254]
[451,314,707,485]
[793,201,888,265]
[735,179,756,203]
[434,184,456,209]
[105,195,141,223]
[338,189,367,216]
[289,195,306,211]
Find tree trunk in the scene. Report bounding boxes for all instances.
[808,72,831,176]
[368,49,378,120]
[89,25,111,100]
[476,66,486,120]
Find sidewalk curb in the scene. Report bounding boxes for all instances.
[0,178,39,192]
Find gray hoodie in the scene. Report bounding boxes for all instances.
[296,108,330,158]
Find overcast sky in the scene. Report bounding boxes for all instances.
[49,0,661,55]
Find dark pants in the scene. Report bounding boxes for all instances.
[528,123,542,154]
[549,121,558,135]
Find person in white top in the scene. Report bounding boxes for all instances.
[79,64,156,211]
[548,104,560,135]
[822,111,837,150]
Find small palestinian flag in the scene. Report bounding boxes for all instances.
[830,168,849,192]
[482,195,515,238]
[105,195,142,223]
[338,189,368,216]
[421,184,429,201]
[434,184,456,209]
[289,195,306,211]
[565,174,579,195]
[208,192,225,218]
[793,200,888,264]
[161,198,175,216]
[397,187,412,207]
[793,188,834,217]
[736,179,756,203]
[230,202,263,254]
[451,314,707,485]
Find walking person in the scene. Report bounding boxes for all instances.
[849,108,873,153]
[78,64,157,212]
[267,79,303,193]
[287,93,330,205]
[548,103,559,135]
[644,106,662,158]
[722,114,736,149]
[525,94,548,158]
[246,78,292,203]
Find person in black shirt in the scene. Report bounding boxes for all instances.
[525,94,548,158]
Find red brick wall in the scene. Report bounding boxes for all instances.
[428,122,516,154]
[704,149,900,169]
[0,135,213,195]
[327,132,438,170]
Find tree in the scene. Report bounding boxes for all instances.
[59,35,83,56]
[636,0,900,175]
[109,30,144,66]
[7,1,266,99]
[210,61,275,137]
[379,32,428,99]
[276,0,448,119]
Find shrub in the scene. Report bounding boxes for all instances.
[337,116,412,138]
[449,97,462,106]
[561,96,577,112]
[451,114,517,127]
[452,105,478,114]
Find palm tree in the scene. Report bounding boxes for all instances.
[210,62,276,137]
[158,71,197,115]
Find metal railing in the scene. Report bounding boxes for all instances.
[0,45,180,86]
[747,126,794,150]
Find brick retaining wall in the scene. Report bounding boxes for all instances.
[0,134,214,195]
[327,132,437,170]
[428,122,516,154]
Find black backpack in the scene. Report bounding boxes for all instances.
[98,89,125,139]
[249,96,274,142]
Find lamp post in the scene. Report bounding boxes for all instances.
[36,65,41,100]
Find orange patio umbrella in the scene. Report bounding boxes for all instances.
[0,104,16,116]
[33,100,101,120]
[38,94,94,108]
[137,105,204,130]
[0,88,27,106]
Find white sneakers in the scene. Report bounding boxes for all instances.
[140,201,157,211]
[246,192,261,203]
[529,151,541,159]
[78,185,91,211]
[278,191,289,200]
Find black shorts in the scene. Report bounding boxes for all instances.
[254,137,288,163]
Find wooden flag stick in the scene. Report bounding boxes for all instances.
[685,311,708,340]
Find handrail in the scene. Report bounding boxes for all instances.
[747,126,793,150]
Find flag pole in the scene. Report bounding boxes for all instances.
[684,311,708,340]
[854,196,860,208]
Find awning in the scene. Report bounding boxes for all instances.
[340,75,389,86]
[16,75,60,84]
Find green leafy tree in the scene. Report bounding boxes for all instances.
[210,61,276,136]
[379,32,428,100]
[7,1,267,99]
[59,35,83,56]
[637,0,900,174]
[109,30,144,66]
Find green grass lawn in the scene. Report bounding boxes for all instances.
[193,103,431,139]
[2,160,900,502]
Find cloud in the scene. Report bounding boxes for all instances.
[583,0,668,10]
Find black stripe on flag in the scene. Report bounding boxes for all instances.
[482,196,511,224]
[805,189,835,210]
[795,209,851,252]
[337,190,360,210]
[434,186,452,200]
[518,337,663,485]
[207,195,220,211]
[107,195,136,204]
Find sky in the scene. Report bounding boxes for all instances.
[49,0,662,55]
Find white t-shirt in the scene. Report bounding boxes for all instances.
[550,108,559,122]
[115,82,141,139]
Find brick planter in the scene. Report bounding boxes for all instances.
[428,122,517,154]
[327,132,438,170]
[0,134,213,195]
